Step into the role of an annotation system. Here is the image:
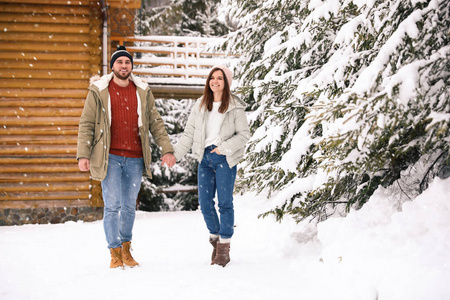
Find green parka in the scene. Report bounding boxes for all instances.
[76,73,174,181]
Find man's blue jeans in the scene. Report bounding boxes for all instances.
[101,154,144,249]
[198,145,237,239]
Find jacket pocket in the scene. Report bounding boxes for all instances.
[92,131,103,148]
[90,139,105,167]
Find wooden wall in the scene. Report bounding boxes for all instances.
[0,0,104,209]
[109,0,141,37]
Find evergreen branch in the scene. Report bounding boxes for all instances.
[419,150,448,193]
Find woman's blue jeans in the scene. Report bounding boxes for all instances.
[101,154,144,249]
[198,145,237,239]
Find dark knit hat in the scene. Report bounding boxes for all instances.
[110,45,133,69]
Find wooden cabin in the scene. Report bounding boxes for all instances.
[0,0,141,225]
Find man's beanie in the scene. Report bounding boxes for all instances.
[212,65,233,87]
[110,45,133,69]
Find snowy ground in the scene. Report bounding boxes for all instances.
[1,178,449,300]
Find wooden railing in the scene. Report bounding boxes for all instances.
[111,35,236,85]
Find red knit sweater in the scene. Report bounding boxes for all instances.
[108,80,143,158]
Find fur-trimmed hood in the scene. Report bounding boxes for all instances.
[89,72,148,92]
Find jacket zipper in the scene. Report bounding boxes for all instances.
[95,91,109,172]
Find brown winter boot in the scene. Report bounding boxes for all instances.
[110,247,124,269]
[121,241,139,267]
[211,242,230,267]
[209,236,219,264]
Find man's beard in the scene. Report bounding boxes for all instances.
[113,68,131,80]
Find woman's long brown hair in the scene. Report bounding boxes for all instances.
[200,67,232,113]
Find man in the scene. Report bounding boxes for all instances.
[77,45,176,269]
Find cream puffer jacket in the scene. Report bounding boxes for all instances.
[173,95,251,168]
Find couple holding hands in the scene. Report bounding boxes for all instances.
[77,46,250,268]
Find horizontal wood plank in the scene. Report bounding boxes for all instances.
[0,22,90,33]
[148,84,204,99]
[0,70,91,80]
[0,14,90,24]
[0,52,90,62]
[0,144,76,155]
[0,172,89,183]
[0,199,92,209]
[0,182,90,193]
[0,164,80,173]
[2,0,90,5]
[0,135,78,145]
[0,116,81,126]
[1,108,83,117]
[0,191,91,201]
[0,60,90,71]
[0,88,88,98]
[0,126,79,136]
[0,42,90,52]
[1,79,88,89]
[0,157,77,164]
[0,32,91,43]
[0,99,85,108]
[108,0,141,9]
[0,3,89,14]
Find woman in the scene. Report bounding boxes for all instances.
[173,65,250,267]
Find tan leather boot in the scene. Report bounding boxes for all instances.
[209,237,219,264]
[211,242,230,267]
[122,241,139,267]
[110,247,124,269]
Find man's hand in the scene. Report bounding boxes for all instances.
[161,153,176,168]
[78,158,90,171]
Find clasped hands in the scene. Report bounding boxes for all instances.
[79,154,176,172]
[161,153,176,168]
[162,148,220,168]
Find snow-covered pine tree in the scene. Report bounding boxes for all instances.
[139,99,199,211]
[139,0,230,36]
[221,0,449,222]
[137,1,235,211]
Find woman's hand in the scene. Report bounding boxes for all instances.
[210,147,222,155]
